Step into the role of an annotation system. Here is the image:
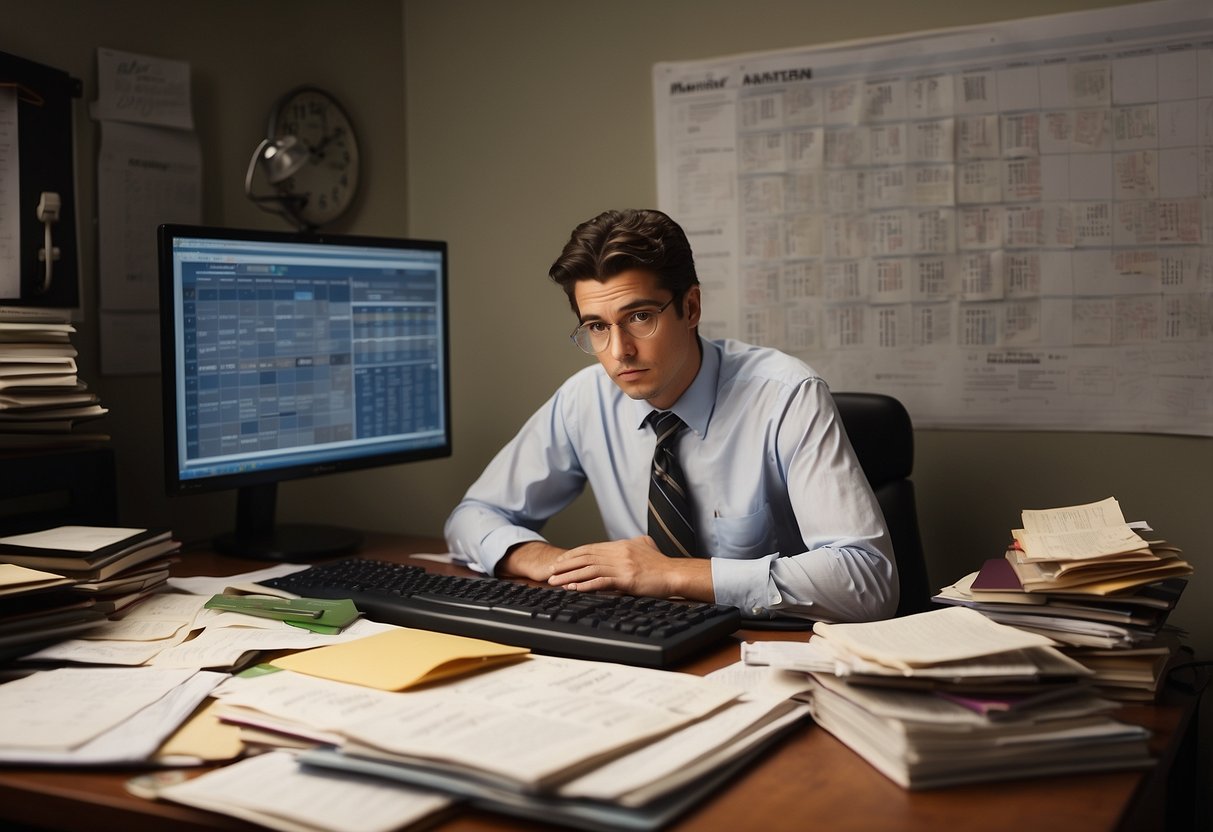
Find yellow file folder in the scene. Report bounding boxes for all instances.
[270,627,529,691]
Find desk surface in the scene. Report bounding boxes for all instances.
[0,534,1196,832]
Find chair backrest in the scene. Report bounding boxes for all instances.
[832,392,933,616]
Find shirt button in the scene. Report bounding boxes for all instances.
[751,607,763,616]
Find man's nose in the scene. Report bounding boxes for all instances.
[609,325,637,359]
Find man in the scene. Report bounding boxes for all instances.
[444,209,898,622]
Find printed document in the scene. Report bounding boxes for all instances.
[159,750,452,832]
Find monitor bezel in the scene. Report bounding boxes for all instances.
[157,223,452,499]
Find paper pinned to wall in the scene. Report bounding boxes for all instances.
[0,86,19,299]
[652,0,1213,436]
[91,47,193,129]
[97,121,201,311]
[93,48,201,375]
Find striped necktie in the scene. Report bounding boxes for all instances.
[647,410,697,558]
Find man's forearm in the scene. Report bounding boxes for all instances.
[498,540,567,581]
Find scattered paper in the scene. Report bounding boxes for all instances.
[97,121,201,313]
[169,563,309,596]
[159,750,452,832]
[0,667,197,751]
[149,617,395,670]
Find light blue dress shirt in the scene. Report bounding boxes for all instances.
[444,338,898,622]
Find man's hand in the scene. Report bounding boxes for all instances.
[548,536,713,601]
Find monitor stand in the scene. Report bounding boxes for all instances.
[213,482,362,562]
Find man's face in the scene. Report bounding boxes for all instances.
[572,269,701,411]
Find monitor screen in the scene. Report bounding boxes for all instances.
[158,224,451,559]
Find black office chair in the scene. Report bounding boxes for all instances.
[832,392,933,617]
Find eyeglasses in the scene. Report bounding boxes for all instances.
[570,298,675,355]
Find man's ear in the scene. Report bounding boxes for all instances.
[684,286,702,328]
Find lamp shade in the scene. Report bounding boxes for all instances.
[244,136,315,230]
[260,135,311,184]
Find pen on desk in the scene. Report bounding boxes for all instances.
[212,603,324,620]
[259,606,324,619]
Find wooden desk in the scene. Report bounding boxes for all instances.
[0,534,1198,832]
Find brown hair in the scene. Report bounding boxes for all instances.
[548,209,699,316]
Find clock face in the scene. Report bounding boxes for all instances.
[267,87,360,227]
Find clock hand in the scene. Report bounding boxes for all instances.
[311,127,345,159]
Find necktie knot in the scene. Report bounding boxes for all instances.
[649,410,686,447]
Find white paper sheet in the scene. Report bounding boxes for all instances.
[92,47,193,129]
[97,121,200,313]
[159,750,452,832]
[91,48,199,375]
[0,667,196,750]
[811,607,1055,669]
[168,563,310,596]
[0,670,223,765]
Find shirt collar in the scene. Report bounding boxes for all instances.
[631,336,718,437]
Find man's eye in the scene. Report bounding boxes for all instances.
[628,311,654,325]
[586,322,611,334]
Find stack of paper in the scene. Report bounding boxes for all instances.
[0,526,180,618]
[0,526,188,660]
[1007,498,1191,595]
[0,562,106,661]
[184,631,808,831]
[743,606,1153,789]
[0,318,108,448]
[934,498,1191,700]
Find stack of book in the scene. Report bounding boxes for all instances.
[935,498,1191,701]
[743,606,1154,789]
[0,315,108,449]
[0,526,181,658]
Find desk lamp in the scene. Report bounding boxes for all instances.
[243,136,311,230]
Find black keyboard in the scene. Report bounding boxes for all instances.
[258,558,741,668]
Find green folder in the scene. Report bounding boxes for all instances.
[204,595,362,634]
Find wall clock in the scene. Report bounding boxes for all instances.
[264,86,360,229]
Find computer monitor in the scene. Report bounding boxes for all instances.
[158,224,451,560]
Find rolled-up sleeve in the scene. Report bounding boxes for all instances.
[444,387,587,576]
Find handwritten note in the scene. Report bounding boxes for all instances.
[93,47,193,129]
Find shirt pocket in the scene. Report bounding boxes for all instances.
[712,505,775,558]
